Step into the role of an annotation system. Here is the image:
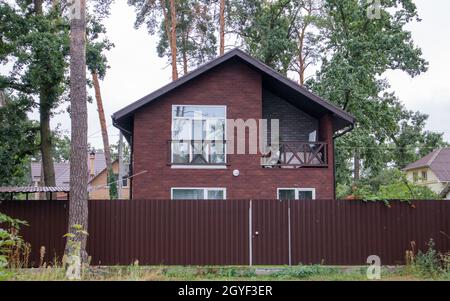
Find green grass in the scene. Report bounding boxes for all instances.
[4,264,448,281]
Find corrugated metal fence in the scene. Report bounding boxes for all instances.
[0,199,449,266]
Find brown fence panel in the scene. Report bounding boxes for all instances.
[0,200,69,266]
[87,199,250,266]
[290,200,449,265]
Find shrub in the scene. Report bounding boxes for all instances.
[0,212,28,279]
[410,239,450,279]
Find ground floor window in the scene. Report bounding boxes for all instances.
[171,188,226,200]
[277,188,315,200]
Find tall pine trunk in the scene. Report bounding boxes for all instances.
[169,0,178,80]
[219,0,225,55]
[92,72,115,199]
[160,0,178,80]
[66,0,88,262]
[298,25,307,85]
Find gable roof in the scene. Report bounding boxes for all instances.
[30,150,107,185]
[112,48,355,139]
[404,148,450,182]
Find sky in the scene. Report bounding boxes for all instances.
[31,0,450,148]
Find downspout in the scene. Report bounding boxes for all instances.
[332,123,355,199]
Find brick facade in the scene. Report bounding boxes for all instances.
[262,88,319,142]
[132,60,335,199]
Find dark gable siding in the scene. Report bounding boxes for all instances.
[262,88,318,142]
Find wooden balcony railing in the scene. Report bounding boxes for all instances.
[169,140,228,166]
[261,141,328,168]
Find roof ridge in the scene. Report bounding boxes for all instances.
[112,48,355,125]
[427,148,442,166]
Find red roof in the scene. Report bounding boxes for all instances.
[404,148,450,182]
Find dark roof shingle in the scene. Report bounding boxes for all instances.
[404,148,450,182]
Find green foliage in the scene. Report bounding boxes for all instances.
[0,1,70,110]
[0,1,114,184]
[0,94,39,185]
[108,171,118,200]
[158,0,217,73]
[409,239,450,279]
[0,212,28,280]
[51,132,71,163]
[229,0,298,74]
[338,168,441,200]
[306,0,446,185]
[86,16,114,78]
[129,0,217,75]
[273,264,338,279]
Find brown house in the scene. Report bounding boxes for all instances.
[112,49,355,200]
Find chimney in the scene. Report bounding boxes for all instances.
[89,151,96,177]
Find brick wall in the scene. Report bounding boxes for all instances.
[262,88,319,142]
[132,60,335,199]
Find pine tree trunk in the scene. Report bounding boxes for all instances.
[219,0,225,55]
[160,0,178,80]
[34,0,43,14]
[353,151,360,182]
[39,97,56,187]
[181,33,188,75]
[66,0,88,263]
[298,25,306,85]
[169,0,178,80]
[92,72,114,199]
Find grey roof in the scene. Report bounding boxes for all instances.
[31,162,70,186]
[31,151,107,185]
[0,186,70,193]
[112,48,355,140]
[404,148,450,182]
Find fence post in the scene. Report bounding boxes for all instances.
[249,199,253,266]
[288,199,292,266]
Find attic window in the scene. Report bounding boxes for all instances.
[421,171,427,181]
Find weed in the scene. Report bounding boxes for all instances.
[272,264,339,279]
[407,239,450,279]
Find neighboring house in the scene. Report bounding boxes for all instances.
[112,49,355,200]
[89,159,130,199]
[31,150,130,199]
[404,148,450,199]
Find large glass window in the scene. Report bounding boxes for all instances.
[171,105,226,165]
[171,188,226,200]
[277,188,315,200]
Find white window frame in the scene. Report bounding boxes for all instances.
[171,187,227,200]
[277,188,316,200]
[171,105,227,168]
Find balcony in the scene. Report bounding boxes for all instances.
[168,140,328,168]
[261,141,328,168]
